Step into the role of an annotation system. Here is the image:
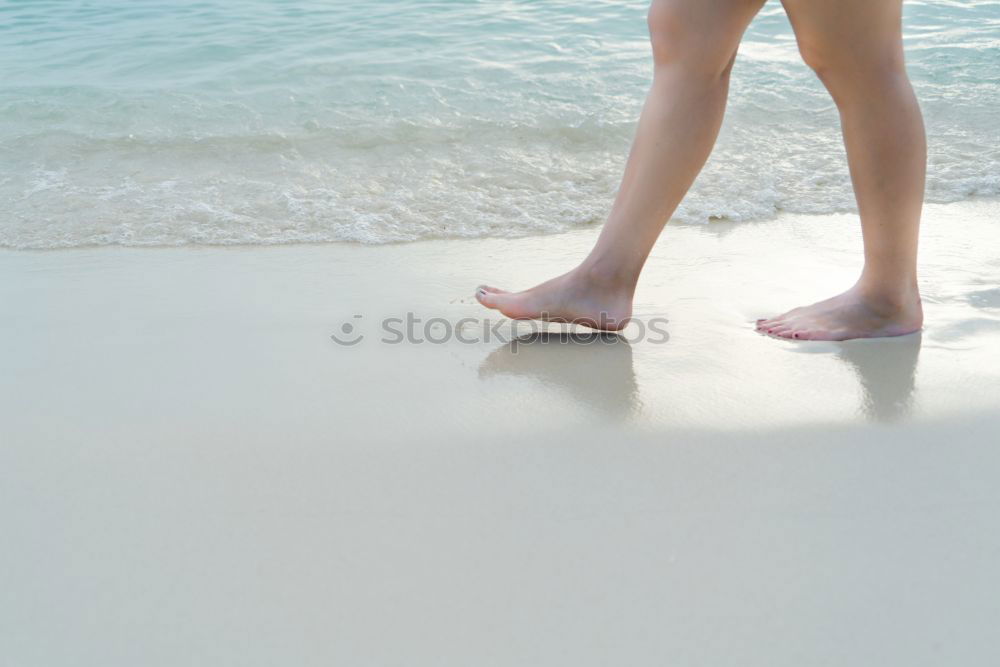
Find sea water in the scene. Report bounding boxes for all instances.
[1,0,998,248]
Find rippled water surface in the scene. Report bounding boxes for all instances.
[1,0,998,247]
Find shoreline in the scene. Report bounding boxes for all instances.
[5,193,1000,253]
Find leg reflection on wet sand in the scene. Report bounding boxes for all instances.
[479,330,922,425]
[837,332,922,423]
[478,332,640,422]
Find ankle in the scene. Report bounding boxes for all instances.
[853,276,921,313]
[575,256,639,294]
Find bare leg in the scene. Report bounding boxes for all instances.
[477,0,766,330]
[757,0,925,341]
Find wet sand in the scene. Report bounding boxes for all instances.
[2,199,1000,665]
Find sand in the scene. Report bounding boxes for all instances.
[2,199,1000,665]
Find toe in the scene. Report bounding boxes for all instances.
[476,285,512,308]
[491,292,527,318]
[476,286,502,309]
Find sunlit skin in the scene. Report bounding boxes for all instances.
[476,0,925,342]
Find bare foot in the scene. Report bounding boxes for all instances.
[475,266,633,332]
[756,284,923,341]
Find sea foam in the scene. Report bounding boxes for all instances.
[1,0,997,248]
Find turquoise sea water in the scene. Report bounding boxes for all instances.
[1,0,998,248]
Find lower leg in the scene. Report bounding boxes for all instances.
[582,56,737,287]
[477,0,764,330]
[840,74,925,303]
[478,68,733,330]
[759,0,925,340]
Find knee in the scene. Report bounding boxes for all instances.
[647,0,739,78]
[795,32,906,96]
[795,37,847,82]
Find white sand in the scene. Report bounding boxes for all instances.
[3,200,1000,664]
